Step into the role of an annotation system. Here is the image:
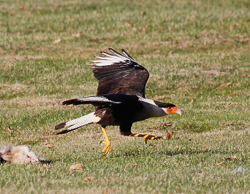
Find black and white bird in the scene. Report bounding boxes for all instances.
[55,48,181,155]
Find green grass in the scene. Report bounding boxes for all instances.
[1,0,250,193]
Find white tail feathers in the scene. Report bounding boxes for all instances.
[65,112,101,131]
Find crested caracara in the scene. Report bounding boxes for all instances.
[55,48,181,155]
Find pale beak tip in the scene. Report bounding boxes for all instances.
[176,109,181,115]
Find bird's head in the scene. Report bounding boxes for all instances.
[162,104,181,115]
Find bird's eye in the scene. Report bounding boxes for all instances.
[167,107,171,109]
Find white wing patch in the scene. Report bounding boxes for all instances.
[77,96,122,104]
[138,96,157,106]
[90,48,135,67]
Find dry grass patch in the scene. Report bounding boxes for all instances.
[5,96,62,109]
[0,83,31,99]
[3,55,49,61]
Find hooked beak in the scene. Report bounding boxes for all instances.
[176,108,181,115]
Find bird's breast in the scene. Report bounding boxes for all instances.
[135,101,166,122]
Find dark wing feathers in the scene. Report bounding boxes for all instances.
[154,101,176,108]
[90,48,149,97]
[109,48,125,57]
[121,49,135,61]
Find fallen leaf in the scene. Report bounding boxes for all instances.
[72,33,83,38]
[190,99,196,104]
[167,130,174,140]
[6,126,13,136]
[219,53,225,59]
[220,82,231,87]
[103,189,115,194]
[41,170,46,176]
[226,96,231,100]
[45,140,56,149]
[53,38,61,44]
[232,92,237,96]
[227,102,236,106]
[231,155,237,160]
[163,130,174,140]
[139,11,147,16]
[19,5,29,10]
[162,122,174,128]
[43,164,49,168]
[125,22,132,27]
[225,155,237,160]
[83,176,95,181]
[70,162,82,172]
[237,38,250,42]
[216,161,225,166]
[129,162,138,166]
[43,131,56,135]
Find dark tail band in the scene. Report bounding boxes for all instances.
[55,122,66,130]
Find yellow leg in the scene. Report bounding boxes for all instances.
[101,127,111,155]
[129,133,162,144]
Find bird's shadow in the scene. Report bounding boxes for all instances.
[111,147,236,158]
[0,157,6,164]
[158,149,232,156]
[40,160,54,165]
[0,158,54,165]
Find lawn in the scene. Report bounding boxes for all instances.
[0,0,250,193]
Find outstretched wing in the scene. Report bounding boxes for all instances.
[90,48,149,97]
[63,94,139,106]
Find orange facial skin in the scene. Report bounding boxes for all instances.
[166,106,179,114]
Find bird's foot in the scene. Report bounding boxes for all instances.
[143,134,162,144]
[101,140,111,155]
[129,133,162,144]
[101,127,111,155]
